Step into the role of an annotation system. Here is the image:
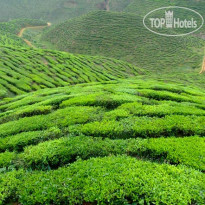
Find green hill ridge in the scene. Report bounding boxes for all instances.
[42,11,205,71]
[0,0,131,23]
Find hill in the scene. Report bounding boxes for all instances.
[2,0,204,26]
[125,0,205,21]
[42,11,205,71]
[0,45,143,98]
[0,19,47,47]
[0,78,205,204]
[125,0,205,38]
[0,0,130,24]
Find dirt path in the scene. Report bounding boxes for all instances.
[17,22,51,47]
[105,0,110,11]
[199,57,205,74]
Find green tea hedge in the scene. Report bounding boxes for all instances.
[0,156,204,205]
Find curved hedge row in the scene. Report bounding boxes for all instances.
[0,46,143,98]
[0,156,204,205]
[1,136,204,171]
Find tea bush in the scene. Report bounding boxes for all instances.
[76,115,205,138]
[0,156,204,205]
[0,127,61,152]
[42,11,204,71]
[0,136,204,171]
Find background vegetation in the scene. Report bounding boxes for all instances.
[42,11,205,71]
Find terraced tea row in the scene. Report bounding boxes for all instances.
[0,46,143,98]
[1,135,204,172]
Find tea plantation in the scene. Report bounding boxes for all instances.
[0,0,130,23]
[0,1,205,204]
[0,19,47,47]
[0,46,143,98]
[42,11,205,70]
[0,78,205,204]
[125,0,205,23]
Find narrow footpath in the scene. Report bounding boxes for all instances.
[200,57,205,74]
[17,22,51,47]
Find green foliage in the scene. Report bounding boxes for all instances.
[0,0,130,24]
[0,11,205,203]
[0,19,47,35]
[0,169,23,205]
[0,74,204,204]
[0,79,204,139]
[42,11,205,70]
[0,128,61,152]
[0,151,16,168]
[0,19,47,47]
[0,106,102,138]
[0,46,143,97]
[144,136,205,171]
[0,1,205,204]
[76,115,205,139]
[0,156,204,205]
[1,136,202,171]
[119,102,205,117]
[0,79,204,176]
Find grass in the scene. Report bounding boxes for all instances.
[42,10,205,71]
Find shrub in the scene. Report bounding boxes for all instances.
[0,136,203,171]
[75,115,205,139]
[0,151,16,168]
[0,127,61,152]
[0,106,103,137]
[0,156,204,205]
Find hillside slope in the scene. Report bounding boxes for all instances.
[125,0,205,38]
[0,0,131,23]
[42,11,205,71]
[125,0,205,21]
[0,46,143,98]
[0,19,47,47]
[0,78,205,204]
